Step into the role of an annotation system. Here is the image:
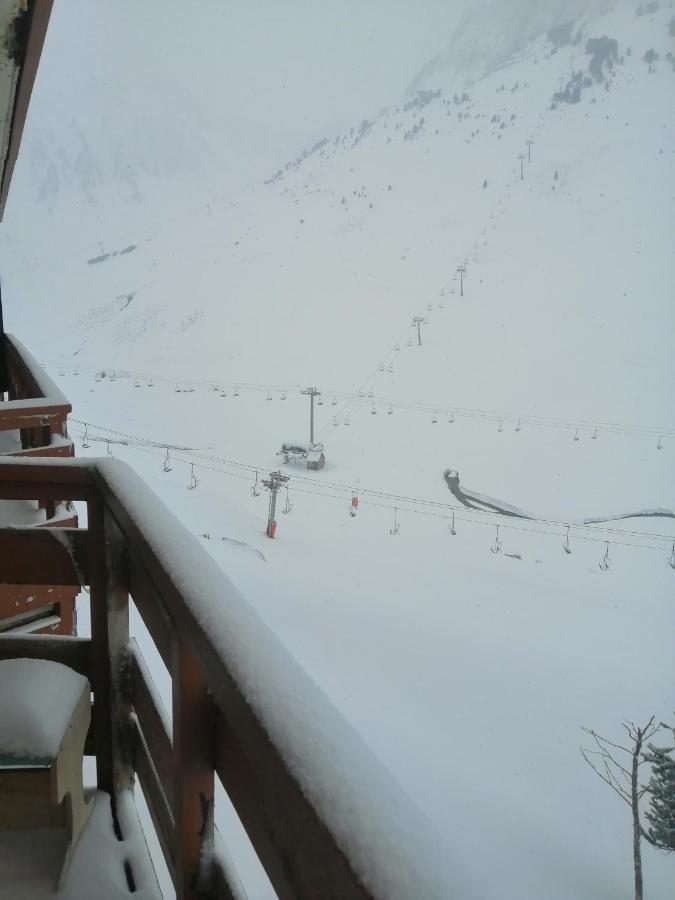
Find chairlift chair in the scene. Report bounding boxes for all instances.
[188,464,198,490]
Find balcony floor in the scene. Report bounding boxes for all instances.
[0,790,160,899]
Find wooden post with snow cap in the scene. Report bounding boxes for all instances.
[87,494,133,799]
[172,637,215,900]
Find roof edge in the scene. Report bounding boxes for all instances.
[0,0,54,222]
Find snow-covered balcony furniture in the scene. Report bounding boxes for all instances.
[0,456,447,900]
[0,658,92,885]
[0,334,78,636]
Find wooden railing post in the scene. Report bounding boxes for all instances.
[173,638,215,899]
[87,496,133,799]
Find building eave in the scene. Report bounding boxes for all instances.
[0,0,54,222]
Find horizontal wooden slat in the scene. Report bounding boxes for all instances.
[0,461,93,501]
[130,641,174,813]
[0,634,92,678]
[0,406,69,432]
[0,601,59,634]
[11,441,74,459]
[0,527,89,585]
[128,554,173,670]
[133,718,176,885]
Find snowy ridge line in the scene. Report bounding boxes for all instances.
[68,422,675,553]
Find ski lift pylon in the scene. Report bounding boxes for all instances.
[162,449,172,473]
[81,425,90,449]
[562,525,571,555]
[390,507,400,536]
[599,541,611,571]
[490,524,502,554]
[448,509,456,536]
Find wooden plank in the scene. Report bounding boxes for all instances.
[128,553,172,670]
[97,472,372,899]
[130,642,174,813]
[88,498,133,797]
[13,441,75,459]
[0,769,65,829]
[0,461,93,502]
[0,527,89,585]
[133,719,176,885]
[0,405,71,432]
[0,1,56,220]
[0,634,91,678]
[173,638,215,900]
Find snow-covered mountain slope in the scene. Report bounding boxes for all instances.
[2,1,675,898]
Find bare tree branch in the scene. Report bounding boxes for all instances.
[581,716,661,900]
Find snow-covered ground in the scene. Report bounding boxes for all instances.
[2,0,674,897]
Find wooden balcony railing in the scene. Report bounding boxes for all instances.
[0,457,440,900]
[0,334,77,634]
[0,333,74,460]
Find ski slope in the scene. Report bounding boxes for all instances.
[2,1,675,897]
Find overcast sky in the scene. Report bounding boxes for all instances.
[38,0,467,151]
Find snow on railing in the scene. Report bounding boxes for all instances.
[0,456,466,899]
[4,334,71,409]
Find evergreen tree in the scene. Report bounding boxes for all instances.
[643,723,675,852]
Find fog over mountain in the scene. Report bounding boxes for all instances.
[5,0,619,227]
